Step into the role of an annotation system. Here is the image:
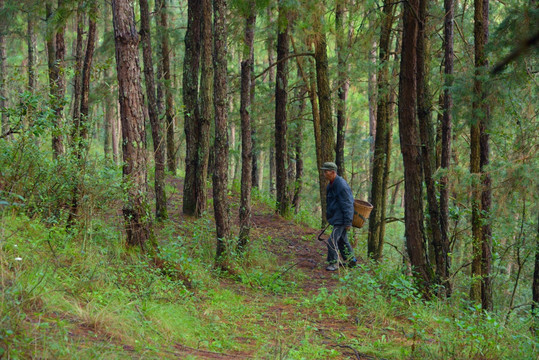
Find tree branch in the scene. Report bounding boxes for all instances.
[254,52,314,80]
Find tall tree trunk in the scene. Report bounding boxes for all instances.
[182,0,201,215]
[417,0,447,294]
[479,0,492,311]
[275,0,290,216]
[213,0,231,266]
[308,51,324,224]
[398,0,432,293]
[368,0,395,260]
[292,83,306,212]
[195,0,213,217]
[72,6,84,135]
[112,0,152,249]
[103,1,112,158]
[267,11,276,197]
[139,0,167,221]
[68,4,97,225]
[440,0,454,297]
[368,38,377,183]
[0,0,7,134]
[112,101,121,164]
[238,1,256,251]
[335,0,349,176]
[47,0,66,158]
[79,12,96,142]
[159,0,175,175]
[533,211,539,317]
[315,27,335,173]
[471,0,492,309]
[27,14,36,92]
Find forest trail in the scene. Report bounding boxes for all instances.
[161,176,382,359]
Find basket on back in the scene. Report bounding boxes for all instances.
[352,199,373,229]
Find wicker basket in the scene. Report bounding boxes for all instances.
[352,199,373,229]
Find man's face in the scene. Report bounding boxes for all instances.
[323,170,335,181]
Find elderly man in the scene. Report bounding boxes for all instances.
[320,162,357,271]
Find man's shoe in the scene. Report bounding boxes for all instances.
[326,263,338,271]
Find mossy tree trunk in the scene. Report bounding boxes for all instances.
[139,0,167,221]
[238,0,256,251]
[112,0,153,250]
[213,0,231,266]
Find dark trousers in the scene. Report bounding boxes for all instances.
[326,225,354,264]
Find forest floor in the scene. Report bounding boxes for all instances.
[155,176,406,359]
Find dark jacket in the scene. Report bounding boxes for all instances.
[326,175,354,226]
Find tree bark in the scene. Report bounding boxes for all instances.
[335,0,349,177]
[292,83,306,213]
[213,0,231,266]
[275,1,290,217]
[533,211,539,316]
[27,14,36,93]
[470,0,492,310]
[368,0,395,260]
[47,1,66,158]
[72,5,84,136]
[0,0,7,134]
[267,10,276,198]
[315,29,335,173]
[238,1,256,251]
[182,0,201,215]
[479,0,492,311]
[417,0,449,295]
[439,0,454,297]
[159,0,175,175]
[112,0,153,249]
[195,0,213,217]
[398,0,432,293]
[139,0,167,221]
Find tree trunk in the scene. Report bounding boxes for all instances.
[292,84,306,212]
[139,0,167,221]
[72,6,84,129]
[398,0,432,293]
[112,0,153,249]
[439,0,454,297]
[315,30,335,173]
[335,0,349,177]
[368,37,377,183]
[79,12,97,142]
[27,14,36,93]
[213,0,231,266]
[308,52,325,224]
[67,3,97,226]
[533,211,539,316]
[47,1,66,158]
[238,1,256,251]
[275,1,290,217]
[194,0,213,217]
[0,0,7,134]
[417,0,448,295]
[479,0,492,312]
[368,0,395,260]
[267,12,276,198]
[470,0,492,309]
[159,0,175,175]
[182,0,201,215]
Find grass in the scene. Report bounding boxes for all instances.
[1,197,538,359]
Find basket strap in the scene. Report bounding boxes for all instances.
[354,210,367,223]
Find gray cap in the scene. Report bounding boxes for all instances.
[320,162,338,172]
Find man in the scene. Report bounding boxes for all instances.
[320,162,357,271]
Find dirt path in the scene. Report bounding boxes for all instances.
[164,176,372,359]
